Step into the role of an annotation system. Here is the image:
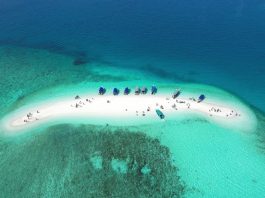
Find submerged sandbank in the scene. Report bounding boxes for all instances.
[0,87,257,134]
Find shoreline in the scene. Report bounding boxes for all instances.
[0,89,256,134]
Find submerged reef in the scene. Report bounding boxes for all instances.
[0,125,185,198]
[73,55,89,66]
[141,64,196,83]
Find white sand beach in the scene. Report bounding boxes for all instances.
[0,90,256,134]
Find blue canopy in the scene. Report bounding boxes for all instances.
[198,94,206,102]
[151,85,157,94]
[113,88,119,95]
[98,86,106,95]
[124,87,130,95]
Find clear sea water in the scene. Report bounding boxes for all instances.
[0,0,265,197]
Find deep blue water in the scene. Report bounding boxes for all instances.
[1,0,265,111]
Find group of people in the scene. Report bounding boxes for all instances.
[72,96,95,108]
[23,111,39,123]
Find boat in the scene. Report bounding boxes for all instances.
[172,89,181,99]
[156,109,165,119]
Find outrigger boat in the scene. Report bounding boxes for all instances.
[156,109,165,119]
[172,89,181,99]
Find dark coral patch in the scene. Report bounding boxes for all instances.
[0,125,185,197]
[73,56,89,66]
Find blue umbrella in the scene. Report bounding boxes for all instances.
[124,87,130,95]
[151,85,157,95]
[113,88,120,95]
[98,86,106,95]
[198,94,206,102]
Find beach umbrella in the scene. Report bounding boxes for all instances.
[135,87,140,95]
[124,87,130,95]
[75,95,81,99]
[113,88,119,95]
[141,87,148,94]
[99,86,106,95]
[198,94,206,102]
[151,85,157,94]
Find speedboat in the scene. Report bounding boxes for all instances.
[156,109,165,119]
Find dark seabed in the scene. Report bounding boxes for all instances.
[0,125,185,197]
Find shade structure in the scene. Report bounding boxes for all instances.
[124,87,130,95]
[98,86,106,95]
[141,87,148,94]
[198,94,206,102]
[151,85,157,95]
[113,88,120,95]
[135,87,140,95]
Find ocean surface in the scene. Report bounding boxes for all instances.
[0,0,265,197]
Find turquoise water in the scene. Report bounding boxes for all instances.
[1,1,265,197]
[0,46,265,197]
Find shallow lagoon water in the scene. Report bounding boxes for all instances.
[0,46,265,197]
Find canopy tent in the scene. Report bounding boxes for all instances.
[198,94,206,102]
[113,88,120,95]
[98,86,106,95]
[151,85,157,95]
[124,87,130,95]
[141,87,148,94]
[135,87,140,95]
